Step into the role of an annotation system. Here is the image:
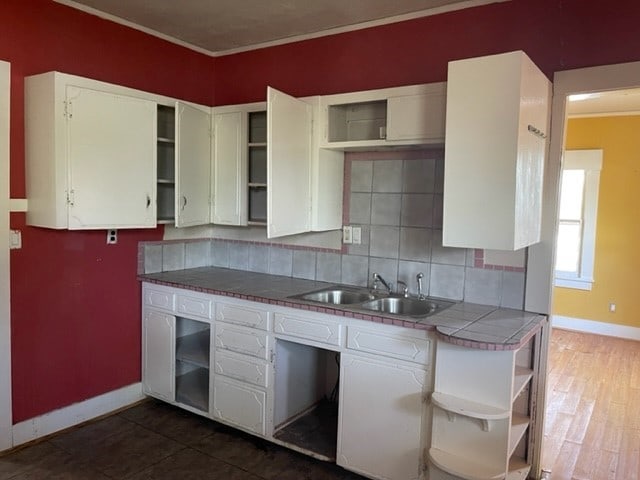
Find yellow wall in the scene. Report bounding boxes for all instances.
[552,116,640,327]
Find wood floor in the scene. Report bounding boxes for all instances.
[543,328,640,479]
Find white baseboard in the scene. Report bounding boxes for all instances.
[12,383,144,447]
[552,315,640,341]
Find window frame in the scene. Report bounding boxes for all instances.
[554,149,603,290]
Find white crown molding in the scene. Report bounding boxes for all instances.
[54,0,508,58]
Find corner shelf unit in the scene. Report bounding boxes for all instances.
[428,334,538,480]
[157,105,176,224]
[247,111,267,226]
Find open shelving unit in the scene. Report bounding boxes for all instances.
[175,317,210,413]
[157,105,175,224]
[428,333,539,480]
[247,110,267,225]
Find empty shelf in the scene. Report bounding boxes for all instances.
[428,448,505,480]
[175,367,209,412]
[512,366,533,401]
[431,392,509,420]
[176,330,210,368]
[509,413,530,457]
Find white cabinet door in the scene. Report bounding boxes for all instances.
[142,309,175,402]
[175,102,211,227]
[387,92,446,142]
[213,376,266,435]
[338,353,428,480]
[66,86,157,229]
[211,110,247,225]
[267,87,312,238]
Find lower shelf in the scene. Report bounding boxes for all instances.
[176,366,209,413]
[428,448,505,480]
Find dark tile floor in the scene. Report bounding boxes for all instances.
[0,400,367,479]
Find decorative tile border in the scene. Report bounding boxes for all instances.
[473,249,526,273]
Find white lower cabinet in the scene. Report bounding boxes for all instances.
[142,309,175,402]
[212,376,267,435]
[338,353,430,480]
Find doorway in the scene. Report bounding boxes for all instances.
[0,59,12,451]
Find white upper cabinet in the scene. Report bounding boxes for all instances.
[320,83,446,149]
[266,87,313,238]
[175,102,211,227]
[25,72,158,229]
[442,51,551,250]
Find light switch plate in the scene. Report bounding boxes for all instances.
[343,226,353,244]
[352,227,362,245]
[9,230,21,249]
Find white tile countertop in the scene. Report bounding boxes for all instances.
[139,266,545,351]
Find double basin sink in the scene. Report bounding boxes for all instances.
[289,286,453,319]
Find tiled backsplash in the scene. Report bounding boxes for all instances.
[140,152,526,309]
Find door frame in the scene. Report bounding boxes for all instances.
[525,59,640,477]
[0,59,12,451]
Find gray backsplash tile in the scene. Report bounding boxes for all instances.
[432,194,443,228]
[144,244,163,274]
[372,160,403,192]
[370,225,400,258]
[349,193,372,224]
[431,230,467,265]
[434,157,444,195]
[347,224,370,256]
[292,250,316,280]
[429,264,465,300]
[464,267,502,306]
[228,242,249,270]
[316,252,342,283]
[269,248,293,277]
[249,244,270,273]
[369,257,398,291]
[371,193,401,226]
[401,194,433,227]
[398,260,431,296]
[185,241,211,269]
[162,243,185,271]
[402,158,436,193]
[341,255,369,287]
[399,227,431,263]
[211,239,230,268]
[501,271,525,309]
[350,161,373,192]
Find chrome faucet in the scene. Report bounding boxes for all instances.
[396,280,409,298]
[416,272,425,300]
[372,273,393,294]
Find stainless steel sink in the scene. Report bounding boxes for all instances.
[359,297,438,317]
[293,288,375,305]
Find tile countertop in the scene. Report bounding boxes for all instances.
[139,266,546,351]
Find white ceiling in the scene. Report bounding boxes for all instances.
[54,0,502,56]
[566,88,640,117]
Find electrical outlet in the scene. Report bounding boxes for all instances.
[342,226,353,244]
[352,226,362,245]
[609,303,616,313]
[107,229,118,244]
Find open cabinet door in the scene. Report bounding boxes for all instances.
[0,60,12,451]
[175,102,211,227]
[267,87,312,238]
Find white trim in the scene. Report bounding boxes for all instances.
[53,0,509,57]
[554,278,592,290]
[0,59,12,452]
[9,198,27,212]
[552,315,640,341]
[12,383,144,447]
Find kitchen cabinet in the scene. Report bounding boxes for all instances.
[142,309,175,402]
[320,83,446,149]
[442,50,551,250]
[25,72,158,229]
[428,332,539,480]
[338,353,430,480]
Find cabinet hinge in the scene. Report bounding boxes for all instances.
[63,100,73,119]
[422,392,431,404]
[66,189,75,206]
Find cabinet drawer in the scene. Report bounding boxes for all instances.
[274,313,341,347]
[346,325,431,365]
[215,350,269,388]
[144,288,175,312]
[213,377,266,436]
[177,293,212,320]
[215,322,269,360]
[216,302,270,331]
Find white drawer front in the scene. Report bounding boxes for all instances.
[213,377,266,436]
[144,288,175,312]
[215,350,269,388]
[177,294,212,320]
[346,326,431,365]
[215,322,269,360]
[216,302,270,331]
[274,313,341,347]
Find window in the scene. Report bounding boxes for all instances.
[554,149,603,290]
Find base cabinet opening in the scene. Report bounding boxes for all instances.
[175,317,210,413]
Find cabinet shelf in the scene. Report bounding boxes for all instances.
[157,178,175,184]
[248,183,267,188]
[428,448,505,480]
[175,366,209,412]
[507,457,531,480]
[512,366,533,401]
[509,413,529,457]
[157,137,175,144]
[431,392,509,421]
[176,331,210,368]
[249,142,266,147]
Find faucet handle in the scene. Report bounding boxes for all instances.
[397,280,409,298]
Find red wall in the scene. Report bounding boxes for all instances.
[4,0,640,423]
[2,0,214,423]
